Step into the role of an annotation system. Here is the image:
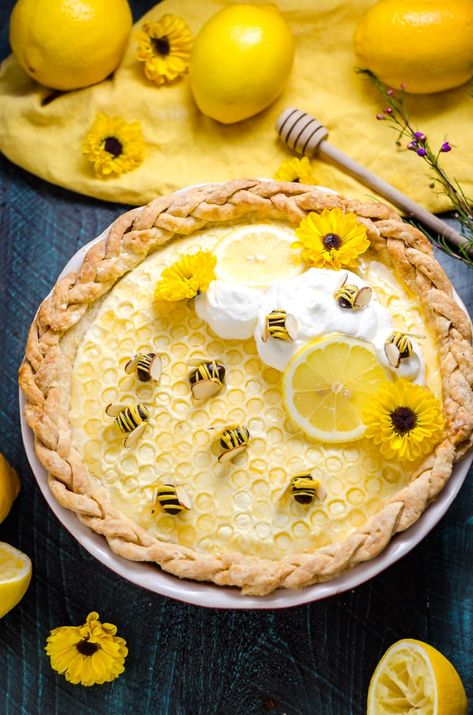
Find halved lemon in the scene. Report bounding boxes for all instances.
[282,333,388,442]
[0,541,32,618]
[367,638,468,715]
[214,224,303,287]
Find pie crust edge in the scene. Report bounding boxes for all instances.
[19,179,473,596]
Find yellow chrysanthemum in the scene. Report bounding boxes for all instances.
[136,14,193,85]
[82,113,145,179]
[155,251,216,302]
[45,611,128,687]
[293,207,370,270]
[363,379,444,463]
[274,157,315,184]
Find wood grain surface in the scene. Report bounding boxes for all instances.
[0,2,472,713]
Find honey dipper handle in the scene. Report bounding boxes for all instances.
[276,108,472,257]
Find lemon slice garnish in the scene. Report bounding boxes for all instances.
[0,541,32,618]
[214,224,303,287]
[367,638,468,715]
[282,333,388,442]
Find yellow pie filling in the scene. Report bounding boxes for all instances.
[68,223,441,561]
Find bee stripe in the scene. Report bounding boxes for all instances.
[219,427,249,451]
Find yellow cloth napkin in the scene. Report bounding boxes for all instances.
[0,0,471,209]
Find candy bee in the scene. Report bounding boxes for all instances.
[188,359,226,399]
[151,483,191,516]
[124,352,162,382]
[384,331,422,368]
[279,473,327,506]
[262,309,297,342]
[334,273,372,310]
[105,402,150,447]
[209,423,251,463]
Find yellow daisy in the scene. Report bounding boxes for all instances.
[136,14,193,85]
[45,611,128,686]
[293,207,370,270]
[274,157,315,184]
[363,379,444,463]
[155,251,216,302]
[82,113,145,179]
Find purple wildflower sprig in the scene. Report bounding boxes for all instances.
[357,68,473,263]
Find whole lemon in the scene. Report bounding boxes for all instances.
[354,0,473,94]
[189,4,295,124]
[9,0,132,91]
[0,453,20,524]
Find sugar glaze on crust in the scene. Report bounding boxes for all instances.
[19,180,473,595]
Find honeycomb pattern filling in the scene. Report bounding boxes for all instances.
[69,223,442,561]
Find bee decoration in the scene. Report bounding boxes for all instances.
[279,473,327,506]
[105,402,150,448]
[188,359,226,400]
[384,331,423,368]
[334,273,372,310]
[151,483,191,516]
[209,423,251,463]
[262,310,298,342]
[124,352,162,382]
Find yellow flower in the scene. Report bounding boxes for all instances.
[274,157,315,184]
[363,379,444,463]
[293,207,370,270]
[136,14,193,85]
[82,113,145,179]
[45,611,128,687]
[155,251,216,302]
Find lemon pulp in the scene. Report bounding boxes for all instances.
[283,334,388,442]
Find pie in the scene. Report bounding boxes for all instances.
[19,180,473,596]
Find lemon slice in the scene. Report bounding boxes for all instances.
[367,638,468,715]
[282,333,388,442]
[214,224,303,287]
[0,542,32,618]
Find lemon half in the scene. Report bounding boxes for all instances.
[0,453,20,524]
[367,638,468,715]
[0,542,32,619]
[215,224,303,288]
[282,333,388,442]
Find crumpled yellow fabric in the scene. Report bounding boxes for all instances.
[0,0,471,210]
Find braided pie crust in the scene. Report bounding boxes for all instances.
[19,180,473,596]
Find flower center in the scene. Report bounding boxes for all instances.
[103,136,123,158]
[152,36,171,56]
[76,639,100,656]
[322,233,342,250]
[390,406,417,435]
[292,177,300,183]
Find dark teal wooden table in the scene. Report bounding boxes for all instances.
[1,2,472,713]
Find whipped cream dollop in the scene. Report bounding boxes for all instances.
[196,268,424,380]
[195,280,264,340]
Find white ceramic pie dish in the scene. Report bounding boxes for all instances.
[19,184,473,609]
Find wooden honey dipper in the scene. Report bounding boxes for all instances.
[276,108,471,257]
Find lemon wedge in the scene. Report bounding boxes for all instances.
[0,542,32,618]
[282,333,388,442]
[367,638,468,715]
[214,224,303,288]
